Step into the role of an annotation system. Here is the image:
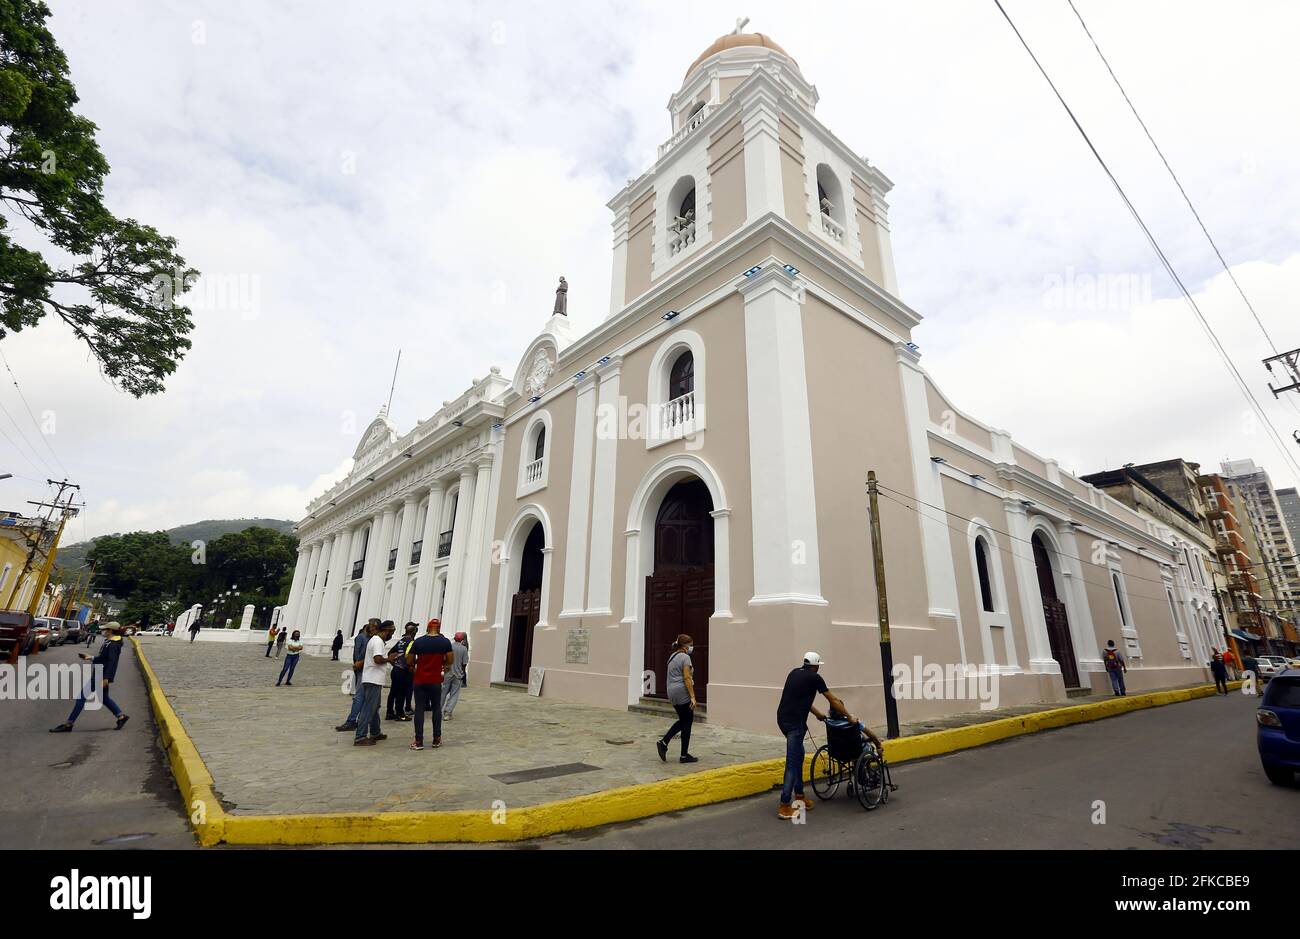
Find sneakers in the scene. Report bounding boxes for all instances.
[431,737,442,748]
[777,803,799,820]
[49,723,73,733]
[410,741,424,751]
[371,733,388,742]
[335,722,357,732]
[354,737,377,747]
[114,714,130,731]
[656,739,668,762]
[679,754,698,764]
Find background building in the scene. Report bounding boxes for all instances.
[1221,459,1300,655]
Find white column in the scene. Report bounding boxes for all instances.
[410,483,446,621]
[316,526,354,640]
[363,507,395,621]
[1004,500,1057,674]
[738,265,825,606]
[897,343,966,663]
[297,541,323,631]
[738,84,784,222]
[1062,522,1103,672]
[386,495,419,623]
[586,357,622,615]
[609,204,630,316]
[282,547,310,632]
[461,456,495,629]
[304,536,334,636]
[561,374,599,616]
[441,467,476,629]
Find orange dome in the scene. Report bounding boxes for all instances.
[684,32,797,81]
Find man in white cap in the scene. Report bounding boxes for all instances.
[775,651,861,820]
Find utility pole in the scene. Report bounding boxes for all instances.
[867,471,900,739]
[4,478,80,612]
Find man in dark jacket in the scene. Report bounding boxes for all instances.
[50,622,129,732]
[1209,651,1230,695]
[331,629,344,661]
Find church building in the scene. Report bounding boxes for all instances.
[283,29,1215,734]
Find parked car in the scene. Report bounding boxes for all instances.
[1257,668,1300,786]
[27,618,51,651]
[0,610,35,664]
[1286,656,1300,670]
[62,618,82,644]
[1256,655,1290,681]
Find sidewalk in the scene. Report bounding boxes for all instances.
[135,637,778,816]
[135,636,1229,844]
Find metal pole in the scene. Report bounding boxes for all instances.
[867,471,900,739]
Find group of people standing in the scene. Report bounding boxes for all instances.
[332,617,469,750]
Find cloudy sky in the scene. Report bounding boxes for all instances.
[4,0,1300,543]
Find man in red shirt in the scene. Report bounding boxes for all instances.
[406,618,454,750]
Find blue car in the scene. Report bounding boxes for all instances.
[1257,667,1300,786]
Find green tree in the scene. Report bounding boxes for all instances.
[0,0,197,396]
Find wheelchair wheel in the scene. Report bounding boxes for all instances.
[810,745,840,800]
[853,746,887,810]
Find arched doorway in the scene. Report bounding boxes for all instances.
[644,478,714,703]
[1031,531,1080,688]
[505,521,544,684]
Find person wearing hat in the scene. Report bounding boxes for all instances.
[50,621,129,733]
[774,651,863,820]
[442,629,469,721]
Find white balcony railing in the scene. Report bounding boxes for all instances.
[820,212,845,243]
[659,391,695,435]
[524,457,545,484]
[659,105,713,158]
[668,221,696,256]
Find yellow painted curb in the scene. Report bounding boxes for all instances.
[131,638,1234,846]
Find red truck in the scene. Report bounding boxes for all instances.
[0,610,37,664]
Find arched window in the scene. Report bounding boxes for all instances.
[815,164,846,243]
[517,410,552,496]
[533,425,546,462]
[1112,573,1130,628]
[667,175,697,256]
[975,536,995,613]
[669,351,694,401]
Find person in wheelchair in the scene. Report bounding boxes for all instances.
[776,651,882,820]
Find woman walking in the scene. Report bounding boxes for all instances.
[655,634,698,764]
[277,630,304,686]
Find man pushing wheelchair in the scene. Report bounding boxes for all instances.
[776,651,886,820]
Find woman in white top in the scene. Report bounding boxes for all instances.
[656,634,698,764]
[276,630,304,686]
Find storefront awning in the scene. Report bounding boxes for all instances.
[1229,628,1259,643]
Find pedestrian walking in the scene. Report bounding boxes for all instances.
[655,634,698,763]
[188,619,200,643]
[1103,640,1128,696]
[774,652,869,820]
[386,624,417,721]
[85,619,100,647]
[331,629,344,661]
[277,630,304,686]
[442,630,469,721]
[49,622,130,733]
[354,622,396,747]
[407,618,453,750]
[265,624,278,658]
[1222,647,1238,680]
[336,619,380,732]
[1209,650,1229,695]
[275,625,288,658]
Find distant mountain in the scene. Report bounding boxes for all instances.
[53,518,296,575]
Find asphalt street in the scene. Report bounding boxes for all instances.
[0,640,195,849]
[504,690,1299,849]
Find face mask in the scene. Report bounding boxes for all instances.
[686,645,694,654]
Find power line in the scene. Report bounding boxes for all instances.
[1066,0,1300,426]
[0,345,70,477]
[992,0,1300,482]
[0,391,51,475]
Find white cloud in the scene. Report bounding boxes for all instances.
[4,0,1299,542]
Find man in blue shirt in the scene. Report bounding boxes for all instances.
[50,622,129,732]
[336,619,380,731]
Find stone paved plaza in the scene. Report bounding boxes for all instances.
[136,636,782,816]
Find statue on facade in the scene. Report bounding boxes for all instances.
[553,276,568,316]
